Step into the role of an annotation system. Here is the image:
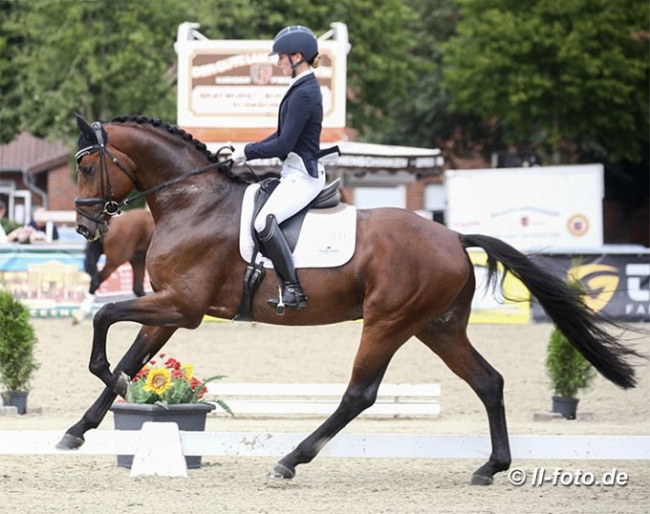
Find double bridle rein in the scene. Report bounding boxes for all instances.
[74,121,233,224]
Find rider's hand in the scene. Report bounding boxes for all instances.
[231,147,247,164]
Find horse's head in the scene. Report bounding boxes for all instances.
[74,114,137,241]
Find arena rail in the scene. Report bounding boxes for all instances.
[204,382,441,417]
[0,427,648,477]
[2,429,649,459]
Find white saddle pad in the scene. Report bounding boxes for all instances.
[239,183,357,269]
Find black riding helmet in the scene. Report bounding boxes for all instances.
[269,26,318,77]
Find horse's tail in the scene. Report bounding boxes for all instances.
[460,233,642,390]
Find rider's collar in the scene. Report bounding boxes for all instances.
[288,69,314,89]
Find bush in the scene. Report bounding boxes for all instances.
[546,324,596,398]
[545,273,596,398]
[0,290,39,391]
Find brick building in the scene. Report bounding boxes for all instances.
[0,133,77,224]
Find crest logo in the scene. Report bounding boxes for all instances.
[567,214,589,236]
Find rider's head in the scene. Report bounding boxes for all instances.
[269,25,321,77]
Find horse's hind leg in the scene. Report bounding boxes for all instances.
[417,325,511,485]
[57,324,177,449]
[270,323,406,479]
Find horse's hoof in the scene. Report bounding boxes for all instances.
[113,372,130,398]
[266,463,295,480]
[56,433,85,450]
[470,473,494,486]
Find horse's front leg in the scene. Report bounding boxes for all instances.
[270,324,404,479]
[87,292,198,392]
[57,323,178,450]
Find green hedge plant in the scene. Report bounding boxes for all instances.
[0,290,39,392]
[545,276,596,398]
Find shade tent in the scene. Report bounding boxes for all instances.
[207,141,444,186]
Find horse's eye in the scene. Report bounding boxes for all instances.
[77,165,95,175]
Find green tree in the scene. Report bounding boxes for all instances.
[442,0,649,166]
[1,0,192,142]
[192,0,418,137]
[0,0,415,144]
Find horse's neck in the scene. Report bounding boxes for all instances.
[146,175,246,228]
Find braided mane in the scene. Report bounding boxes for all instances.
[110,115,244,183]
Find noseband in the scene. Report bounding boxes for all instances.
[74,121,136,224]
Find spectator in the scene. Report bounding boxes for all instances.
[0,202,7,244]
[7,207,59,243]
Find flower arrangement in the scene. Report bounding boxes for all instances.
[127,354,232,414]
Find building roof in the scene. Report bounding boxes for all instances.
[0,132,70,174]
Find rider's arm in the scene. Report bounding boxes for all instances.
[244,89,313,160]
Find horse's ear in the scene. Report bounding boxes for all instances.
[75,112,96,146]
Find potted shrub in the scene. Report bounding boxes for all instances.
[110,353,233,469]
[545,278,596,419]
[0,290,39,415]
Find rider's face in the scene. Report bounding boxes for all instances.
[277,53,301,76]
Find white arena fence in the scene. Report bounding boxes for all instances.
[0,427,648,478]
[204,382,441,417]
[1,381,648,477]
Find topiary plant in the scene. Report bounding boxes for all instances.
[545,273,596,399]
[0,290,39,392]
[546,323,596,398]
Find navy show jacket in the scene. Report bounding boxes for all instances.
[244,72,323,177]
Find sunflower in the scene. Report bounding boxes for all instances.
[143,367,173,396]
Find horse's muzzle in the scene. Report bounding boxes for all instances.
[76,222,107,242]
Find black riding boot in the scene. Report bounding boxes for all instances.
[258,214,308,312]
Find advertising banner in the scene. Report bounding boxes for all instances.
[531,253,650,322]
[468,250,530,324]
[175,25,348,132]
[0,245,149,318]
[445,165,604,250]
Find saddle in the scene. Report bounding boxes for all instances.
[251,177,342,254]
[235,177,342,321]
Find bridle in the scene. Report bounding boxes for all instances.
[74,121,233,224]
[74,121,136,224]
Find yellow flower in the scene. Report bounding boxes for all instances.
[143,367,173,396]
[180,363,193,380]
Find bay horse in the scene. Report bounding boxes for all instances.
[73,208,154,324]
[58,114,643,485]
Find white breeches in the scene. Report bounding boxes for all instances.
[254,152,325,233]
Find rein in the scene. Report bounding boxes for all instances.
[74,121,232,222]
[117,158,232,208]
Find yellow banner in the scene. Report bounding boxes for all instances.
[468,250,530,324]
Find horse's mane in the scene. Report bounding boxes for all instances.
[110,115,246,183]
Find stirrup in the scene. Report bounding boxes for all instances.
[268,284,308,315]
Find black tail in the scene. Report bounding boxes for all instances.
[461,233,643,389]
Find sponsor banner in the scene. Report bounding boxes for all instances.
[176,35,348,130]
[531,254,650,322]
[0,246,150,318]
[445,165,604,250]
[468,250,530,324]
